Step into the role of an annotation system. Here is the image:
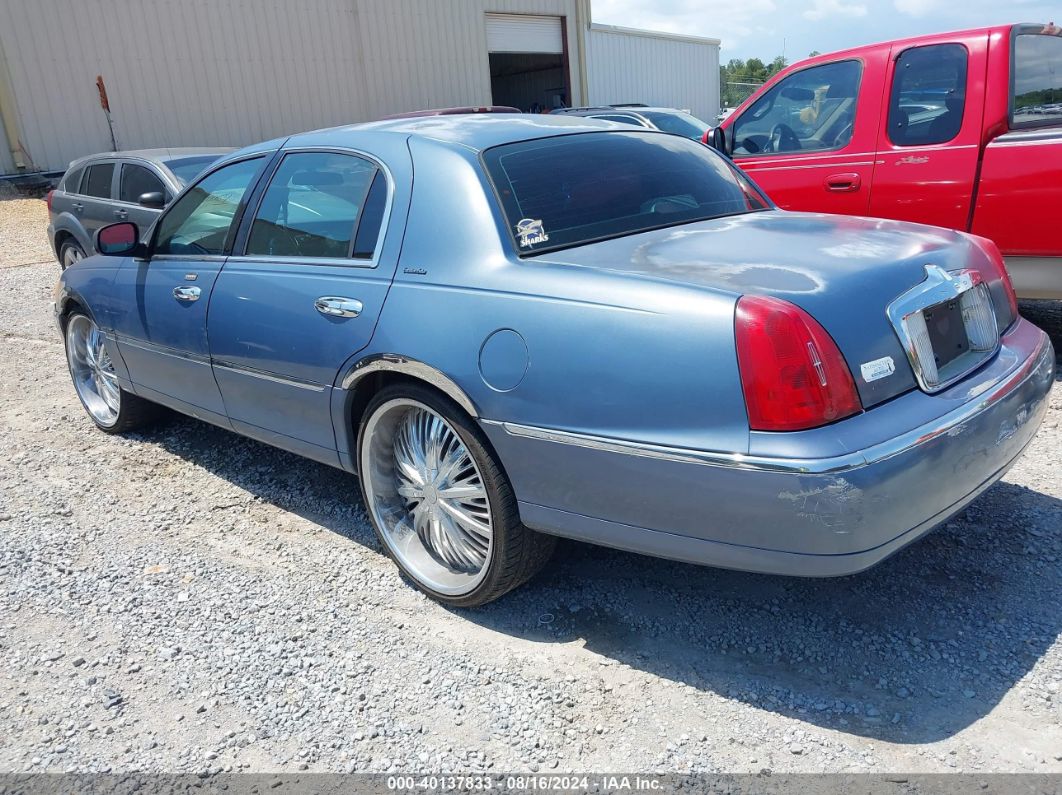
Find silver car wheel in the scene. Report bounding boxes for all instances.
[361,398,493,596]
[66,314,120,427]
[61,244,83,269]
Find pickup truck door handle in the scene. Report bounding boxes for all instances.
[315,296,363,318]
[824,173,862,192]
[173,285,201,303]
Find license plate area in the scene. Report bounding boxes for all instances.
[922,298,969,370]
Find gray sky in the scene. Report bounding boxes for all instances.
[591,0,1058,63]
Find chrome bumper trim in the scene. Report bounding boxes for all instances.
[487,332,1052,476]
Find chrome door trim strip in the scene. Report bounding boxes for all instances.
[114,335,212,366]
[212,361,326,392]
[485,332,1051,476]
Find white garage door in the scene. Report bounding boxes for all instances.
[485,13,564,54]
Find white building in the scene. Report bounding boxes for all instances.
[0,0,719,176]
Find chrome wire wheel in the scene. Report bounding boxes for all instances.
[361,398,494,596]
[66,314,120,427]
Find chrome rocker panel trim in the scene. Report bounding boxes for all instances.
[486,331,1053,476]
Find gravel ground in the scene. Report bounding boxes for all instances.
[0,198,54,269]
[0,200,1060,775]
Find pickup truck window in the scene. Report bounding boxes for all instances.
[1012,30,1062,128]
[731,60,861,157]
[888,43,967,146]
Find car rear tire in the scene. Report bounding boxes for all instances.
[357,382,555,607]
[59,239,86,270]
[64,312,161,433]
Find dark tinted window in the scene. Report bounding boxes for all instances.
[888,43,968,146]
[732,60,861,156]
[155,157,262,256]
[119,164,166,203]
[62,167,84,194]
[1012,30,1062,127]
[165,155,222,185]
[352,171,387,259]
[83,163,114,198]
[247,151,378,259]
[590,114,647,127]
[641,110,710,139]
[483,132,769,255]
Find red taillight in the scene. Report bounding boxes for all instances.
[735,295,862,431]
[967,234,1018,322]
[46,190,54,212]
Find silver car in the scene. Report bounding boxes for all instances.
[46,148,232,269]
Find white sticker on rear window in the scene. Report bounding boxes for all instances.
[515,218,549,248]
[860,356,896,383]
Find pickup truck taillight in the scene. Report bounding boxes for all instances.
[736,295,863,432]
[967,234,1019,328]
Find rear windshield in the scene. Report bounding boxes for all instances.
[483,132,769,255]
[165,155,221,185]
[1012,28,1062,127]
[641,110,710,140]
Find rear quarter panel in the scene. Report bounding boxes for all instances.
[353,137,752,455]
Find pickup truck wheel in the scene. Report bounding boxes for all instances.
[59,239,86,270]
[64,312,160,433]
[357,383,555,607]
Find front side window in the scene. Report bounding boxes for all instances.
[732,60,862,156]
[1012,28,1062,127]
[888,43,968,146]
[119,164,166,204]
[82,163,115,199]
[154,157,263,256]
[246,151,379,259]
[484,131,769,255]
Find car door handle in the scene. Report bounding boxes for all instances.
[173,285,201,302]
[115,209,128,220]
[314,296,363,318]
[824,173,861,192]
[72,202,83,213]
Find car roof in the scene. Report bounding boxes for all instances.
[265,113,643,155]
[68,147,234,168]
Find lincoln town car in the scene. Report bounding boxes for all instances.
[53,115,1055,606]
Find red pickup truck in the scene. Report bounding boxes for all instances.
[714,23,1062,299]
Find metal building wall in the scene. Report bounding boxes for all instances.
[0,0,587,175]
[587,24,720,123]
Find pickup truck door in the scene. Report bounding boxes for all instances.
[206,147,406,466]
[723,48,888,215]
[109,155,269,425]
[868,33,989,229]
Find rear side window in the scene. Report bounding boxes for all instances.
[62,167,84,194]
[119,164,166,204]
[82,163,115,199]
[246,151,379,260]
[888,43,968,146]
[1012,29,1062,128]
[483,131,769,255]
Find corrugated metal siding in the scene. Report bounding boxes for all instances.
[587,25,720,123]
[0,0,586,175]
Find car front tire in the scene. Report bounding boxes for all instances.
[357,382,555,607]
[64,312,161,433]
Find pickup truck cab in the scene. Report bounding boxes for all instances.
[716,23,1062,299]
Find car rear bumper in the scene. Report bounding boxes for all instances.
[482,320,1055,576]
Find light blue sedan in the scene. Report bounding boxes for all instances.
[53,115,1055,606]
